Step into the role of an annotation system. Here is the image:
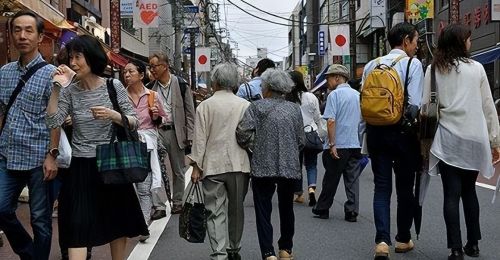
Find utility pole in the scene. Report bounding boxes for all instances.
[449,0,460,24]
[349,0,356,78]
[171,0,182,74]
[190,29,196,88]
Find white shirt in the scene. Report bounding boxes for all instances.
[424,60,500,179]
[300,92,322,131]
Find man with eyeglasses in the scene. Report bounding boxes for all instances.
[147,53,195,218]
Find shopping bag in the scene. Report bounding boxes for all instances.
[179,182,208,243]
[57,129,72,169]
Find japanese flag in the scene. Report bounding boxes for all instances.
[195,47,211,72]
[329,25,350,56]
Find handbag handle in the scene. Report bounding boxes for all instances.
[109,115,135,144]
[430,65,438,103]
[185,182,204,204]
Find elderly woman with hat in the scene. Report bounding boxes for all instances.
[236,69,305,260]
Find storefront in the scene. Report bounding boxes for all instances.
[0,0,73,65]
[434,0,500,98]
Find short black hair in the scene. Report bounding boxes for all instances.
[65,35,108,75]
[127,60,149,84]
[387,22,417,49]
[10,10,44,34]
[255,58,275,76]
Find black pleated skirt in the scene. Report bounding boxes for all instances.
[58,157,149,248]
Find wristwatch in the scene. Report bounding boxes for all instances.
[47,148,60,158]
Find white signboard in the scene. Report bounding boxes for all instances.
[120,0,134,16]
[493,0,500,21]
[371,0,386,28]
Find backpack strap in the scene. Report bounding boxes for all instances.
[1,61,48,134]
[391,55,407,67]
[147,90,156,109]
[402,57,414,118]
[244,83,252,101]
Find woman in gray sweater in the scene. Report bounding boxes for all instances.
[237,69,305,260]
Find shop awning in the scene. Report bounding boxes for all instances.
[310,65,330,93]
[107,51,129,68]
[472,46,500,64]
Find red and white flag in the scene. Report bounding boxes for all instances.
[195,47,211,72]
[329,25,350,56]
[133,0,159,28]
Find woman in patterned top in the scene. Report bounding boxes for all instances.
[47,35,148,260]
[236,68,305,260]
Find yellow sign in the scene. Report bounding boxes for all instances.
[406,0,434,22]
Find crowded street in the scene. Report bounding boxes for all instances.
[1,162,500,259]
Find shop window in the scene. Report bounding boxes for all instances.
[121,17,143,41]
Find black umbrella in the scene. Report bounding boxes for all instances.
[413,167,423,240]
[157,147,172,206]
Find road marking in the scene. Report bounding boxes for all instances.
[127,167,193,260]
[476,182,496,191]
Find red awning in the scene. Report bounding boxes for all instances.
[107,51,128,68]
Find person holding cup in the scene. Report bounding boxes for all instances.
[46,35,148,260]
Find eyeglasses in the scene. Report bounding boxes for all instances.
[149,63,165,70]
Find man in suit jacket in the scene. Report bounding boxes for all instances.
[148,53,195,216]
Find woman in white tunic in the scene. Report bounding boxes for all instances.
[423,24,500,260]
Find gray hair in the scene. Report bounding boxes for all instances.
[210,62,240,91]
[261,68,294,94]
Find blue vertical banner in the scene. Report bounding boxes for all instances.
[318,30,326,56]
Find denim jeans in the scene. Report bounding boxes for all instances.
[366,125,420,245]
[0,158,53,260]
[294,149,319,193]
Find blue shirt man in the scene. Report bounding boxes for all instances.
[236,58,275,102]
[361,22,424,259]
[0,11,58,260]
[312,64,362,223]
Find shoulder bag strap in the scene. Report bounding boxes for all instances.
[106,78,134,142]
[403,57,413,112]
[1,61,48,134]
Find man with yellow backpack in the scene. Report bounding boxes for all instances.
[361,22,424,260]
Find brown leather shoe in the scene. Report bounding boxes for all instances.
[374,242,390,259]
[395,240,414,253]
[278,250,294,260]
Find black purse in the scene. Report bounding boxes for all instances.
[304,125,323,152]
[419,65,440,140]
[179,182,208,243]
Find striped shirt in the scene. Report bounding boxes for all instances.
[323,83,362,149]
[46,79,138,158]
[0,54,56,170]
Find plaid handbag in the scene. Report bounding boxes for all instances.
[96,79,149,184]
[179,182,208,243]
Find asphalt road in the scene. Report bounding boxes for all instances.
[146,158,500,260]
[2,157,499,260]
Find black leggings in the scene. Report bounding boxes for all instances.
[439,161,481,249]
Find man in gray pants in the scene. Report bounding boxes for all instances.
[312,64,362,221]
[148,53,195,217]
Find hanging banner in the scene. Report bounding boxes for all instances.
[329,25,350,56]
[406,0,434,23]
[195,47,211,72]
[133,0,159,28]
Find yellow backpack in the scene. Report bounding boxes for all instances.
[361,55,408,125]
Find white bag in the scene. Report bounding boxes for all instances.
[57,129,72,168]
